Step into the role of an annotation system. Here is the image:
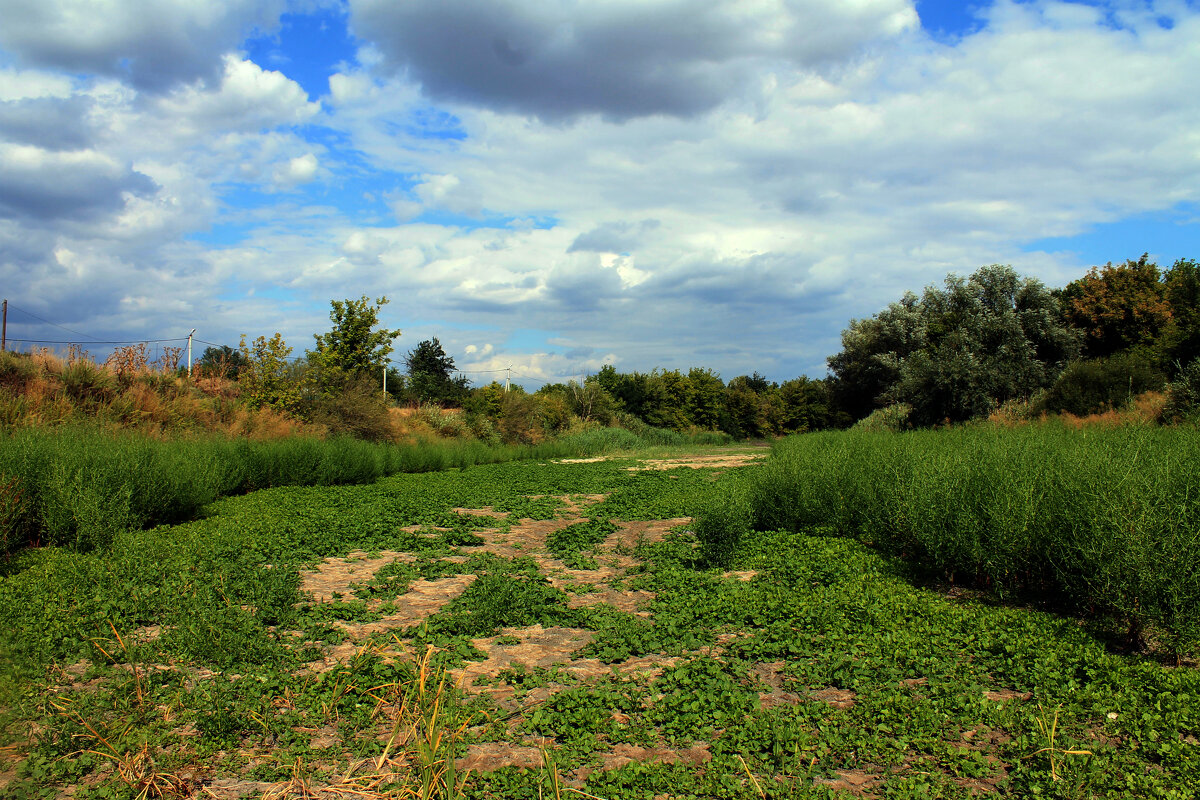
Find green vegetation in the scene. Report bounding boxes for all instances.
[1,448,1197,799]
[699,424,1200,654]
[0,425,719,557]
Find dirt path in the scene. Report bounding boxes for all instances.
[292,492,699,780]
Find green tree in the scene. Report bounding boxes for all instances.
[308,296,402,386]
[197,344,248,379]
[777,377,834,432]
[568,377,617,424]
[827,292,925,421]
[724,376,769,439]
[405,338,468,404]
[1163,258,1200,368]
[238,333,300,411]
[687,367,726,430]
[643,369,695,430]
[1062,255,1171,358]
[828,265,1079,426]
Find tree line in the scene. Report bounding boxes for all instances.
[204,254,1200,442]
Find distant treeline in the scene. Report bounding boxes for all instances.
[522,255,1200,436]
[6,255,1198,443]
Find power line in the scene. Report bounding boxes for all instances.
[6,337,190,345]
[5,302,106,342]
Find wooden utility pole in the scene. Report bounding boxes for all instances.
[1,300,6,352]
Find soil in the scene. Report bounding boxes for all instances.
[287,490,697,783]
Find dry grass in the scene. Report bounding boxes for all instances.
[989,391,1167,429]
[1058,391,1166,428]
[0,347,332,439]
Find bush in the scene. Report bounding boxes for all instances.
[0,351,38,392]
[59,361,116,404]
[852,403,911,432]
[1162,359,1200,423]
[1038,352,1166,417]
[304,376,395,442]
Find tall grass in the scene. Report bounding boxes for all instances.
[698,423,1200,653]
[0,424,713,556]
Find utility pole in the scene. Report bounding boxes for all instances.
[1,300,6,352]
[382,364,387,398]
[187,329,196,378]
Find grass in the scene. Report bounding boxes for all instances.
[0,424,723,557]
[1,444,1197,798]
[698,423,1200,656]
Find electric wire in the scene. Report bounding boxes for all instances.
[4,302,107,342]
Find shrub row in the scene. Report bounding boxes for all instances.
[697,424,1200,653]
[0,424,708,555]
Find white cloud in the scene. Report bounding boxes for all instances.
[0,0,285,90]
[274,153,320,188]
[3,1,1199,386]
[350,0,917,120]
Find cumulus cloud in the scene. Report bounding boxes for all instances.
[349,0,917,120]
[0,96,95,149]
[0,143,157,221]
[567,219,660,253]
[0,0,286,91]
[273,153,320,188]
[153,56,320,136]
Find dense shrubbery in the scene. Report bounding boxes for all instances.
[698,425,1200,654]
[1036,351,1167,416]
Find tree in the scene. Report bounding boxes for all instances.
[568,377,617,424]
[827,292,925,421]
[1163,258,1200,368]
[1062,255,1171,359]
[308,296,401,386]
[827,265,1079,426]
[405,338,468,404]
[643,369,695,430]
[687,367,726,430]
[238,333,300,411]
[196,344,248,379]
[778,377,835,432]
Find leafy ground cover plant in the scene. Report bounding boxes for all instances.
[1,445,1197,799]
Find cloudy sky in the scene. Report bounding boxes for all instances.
[1,0,1197,387]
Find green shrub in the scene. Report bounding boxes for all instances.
[59,361,116,404]
[1162,359,1200,423]
[304,375,394,442]
[1038,352,1166,416]
[852,403,911,432]
[0,351,38,391]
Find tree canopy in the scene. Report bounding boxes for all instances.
[1062,255,1171,359]
[405,338,468,404]
[308,296,401,383]
[828,264,1080,426]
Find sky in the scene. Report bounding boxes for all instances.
[0,0,1197,388]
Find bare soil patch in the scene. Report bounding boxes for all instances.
[627,454,766,471]
[337,575,479,639]
[300,550,416,603]
[810,687,857,709]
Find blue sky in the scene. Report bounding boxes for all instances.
[0,0,1197,386]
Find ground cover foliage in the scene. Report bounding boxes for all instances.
[0,446,1197,799]
[698,425,1200,657]
[0,425,714,557]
